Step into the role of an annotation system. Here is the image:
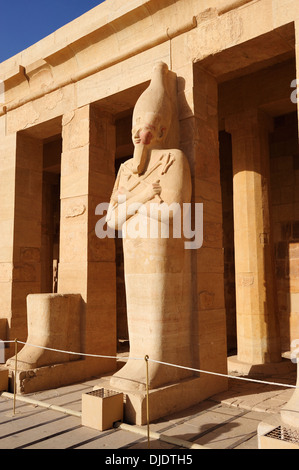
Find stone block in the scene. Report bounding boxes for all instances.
[88,230,115,263]
[0,367,8,391]
[60,147,89,178]
[290,293,299,313]
[94,373,227,426]
[0,319,7,341]
[0,220,14,250]
[0,263,13,283]
[7,85,74,134]
[13,218,42,248]
[62,107,90,151]
[197,272,225,310]
[89,145,115,177]
[60,168,89,199]
[60,195,88,223]
[201,221,223,249]
[57,262,88,299]
[89,171,115,199]
[76,41,169,110]
[6,293,82,370]
[81,389,123,431]
[0,134,17,169]
[13,263,40,283]
[59,224,88,264]
[0,115,5,136]
[197,247,224,273]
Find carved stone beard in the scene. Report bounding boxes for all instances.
[131,143,150,175]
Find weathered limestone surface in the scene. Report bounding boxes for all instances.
[107,62,193,392]
[11,134,43,346]
[181,63,228,386]
[59,105,117,369]
[0,0,298,422]
[226,110,281,365]
[6,293,81,370]
[0,123,16,348]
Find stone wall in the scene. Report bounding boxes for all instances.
[270,112,299,353]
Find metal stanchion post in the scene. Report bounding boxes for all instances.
[13,339,18,415]
[145,355,150,449]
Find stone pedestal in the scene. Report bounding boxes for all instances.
[94,372,227,426]
[228,355,296,376]
[6,293,81,371]
[3,293,85,394]
[9,360,85,394]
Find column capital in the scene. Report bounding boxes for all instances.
[225,108,273,135]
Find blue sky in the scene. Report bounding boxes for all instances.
[0,0,106,63]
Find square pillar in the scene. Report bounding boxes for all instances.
[11,134,43,344]
[59,105,117,374]
[0,118,16,352]
[226,109,281,366]
[179,63,227,385]
[0,126,43,356]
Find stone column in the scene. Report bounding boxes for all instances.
[226,109,281,367]
[59,105,117,374]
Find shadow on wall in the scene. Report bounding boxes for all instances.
[269,113,299,356]
[219,131,237,356]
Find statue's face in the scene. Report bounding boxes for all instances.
[131,116,166,174]
[132,123,157,147]
[132,112,166,148]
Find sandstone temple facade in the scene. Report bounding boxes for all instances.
[0,0,298,424]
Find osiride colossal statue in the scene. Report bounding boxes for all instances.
[107,62,193,391]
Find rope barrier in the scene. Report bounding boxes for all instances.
[14,340,145,362]
[1,338,298,449]
[1,339,298,389]
[148,358,299,389]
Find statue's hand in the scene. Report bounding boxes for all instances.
[144,180,162,201]
[152,180,162,195]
